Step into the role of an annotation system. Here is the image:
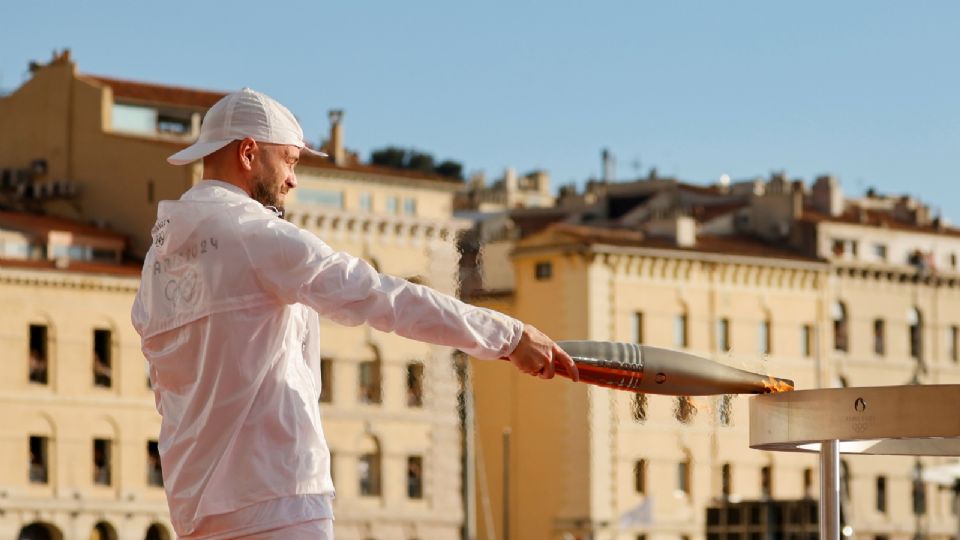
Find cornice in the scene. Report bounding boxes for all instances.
[0,267,140,292]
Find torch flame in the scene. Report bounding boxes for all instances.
[761,376,794,394]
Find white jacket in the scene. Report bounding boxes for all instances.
[131,180,523,536]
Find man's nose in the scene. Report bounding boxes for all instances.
[287,173,298,189]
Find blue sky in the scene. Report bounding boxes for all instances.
[2,2,959,218]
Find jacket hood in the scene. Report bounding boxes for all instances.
[151,180,260,256]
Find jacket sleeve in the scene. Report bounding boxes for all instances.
[242,217,524,360]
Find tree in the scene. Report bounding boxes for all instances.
[369,147,464,180]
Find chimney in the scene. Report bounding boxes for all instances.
[812,175,844,217]
[328,109,345,166]
[602,148,615,182]
[791,181,804,218]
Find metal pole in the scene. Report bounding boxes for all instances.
[820,440,840,540]
[502,428,511,540]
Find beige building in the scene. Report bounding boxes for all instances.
[0,213,169,540]
[467,172,960,540]
[1,51,474,539]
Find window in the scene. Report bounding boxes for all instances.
[831,238,858,257]
[92,522,116,540]
[297,189,344,209]
[406,362,424,407]
[759,320,771,355]
[801,325,813,358]
[876,475,887,513]
[631,393,648,423]
[721,463,732,498]
[407,456,423,499]
[717,318,730,352]
[675,396,696,424]
[534,261,552,280]
[873,319,885,356]
[873,243,887,261]
[677,458,691,496]
[93,329,112,388]
[29,324,48,384]
[633,312,644,344]
[157,113,191,135]
[93,439,111,486]
[952,253,958,269]
[913,461,927,516]
[358,361,381,404]
[717,394,732,426]
[908,308,923,360]
[675,314,688,348]
[319,358,333,403]
[948,326,959,363]
[403,197,417,216]
[359,192,372,212]
[358,452,380,496]
[634,459,647,494]
[761,465,772,498]
[112,103,157,134]
[147,440,163,487]
[29,436,48,484]
[803,467,813,498]
[832,302,848,352]
[386,196,399,215]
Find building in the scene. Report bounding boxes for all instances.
[465,171,960,540]
[455,168,555,212]
[1,50,473,540]
[0,212,167,540]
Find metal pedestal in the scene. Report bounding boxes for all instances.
[750,385,960,540]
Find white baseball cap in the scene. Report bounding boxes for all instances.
[167,87,327,165]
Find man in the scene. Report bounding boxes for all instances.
[131,88,578,540]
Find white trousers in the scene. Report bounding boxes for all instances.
[233,519,333,539]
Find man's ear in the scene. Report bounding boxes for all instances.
[238,138,258,171]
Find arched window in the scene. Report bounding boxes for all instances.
[17,523,63,540]
[357,434,382,497]
[908,307,923,360]
[832,302,848,352]
[145,523,171,540]
[358,345,382,405]
[91,522,117,540]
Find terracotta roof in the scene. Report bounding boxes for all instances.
[83,74,227,109]
[297,152,464,185]
[800,206,960,239]
[0,211,127,242]
[692,202,746,222]
[0,257,141,276]
[508,207,577,237]
[84,75,462,185]
[541,223,820,262]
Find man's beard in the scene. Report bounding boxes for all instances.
[251,177,283,215]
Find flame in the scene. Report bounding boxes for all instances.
[761,376,794,394]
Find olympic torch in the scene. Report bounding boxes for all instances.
[533,340,794,396]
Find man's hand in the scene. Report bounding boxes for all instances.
[507,324,580,382]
